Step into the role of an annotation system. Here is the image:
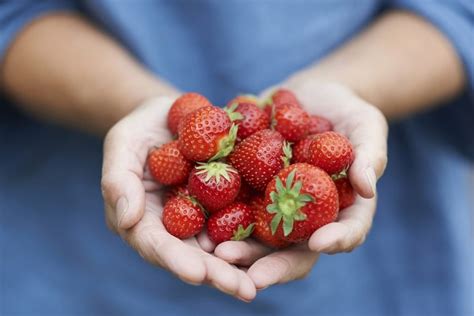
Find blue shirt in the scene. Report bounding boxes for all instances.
[1,1,473,315]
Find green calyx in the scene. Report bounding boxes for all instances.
[231,223,255,241]
[266,169,314,237]
[195,161,238,184]
[281,141,292,167]
[210,124,238,161]
[331,169,348,180]
[224,103,244,122]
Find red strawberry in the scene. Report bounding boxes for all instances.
[270,88,301,107]
[163,195,206,239]
[148,141,193,185]
[272,103,310,142]
[207,202,255,244]
[162,184,190,205]
[167,93,213,135]
[250,195,291,249]
[226,102,270,140]
[292,135,317,163]
[188,162,241,213]
[263,88,303,117]
[308,115,333,134]
[308,131,355,175]
[265,163,339,243]
[235,180,254,202]
[334,176,355,210]
[227,94,259,107]
[178,106,237,162]
[228,129,291,191]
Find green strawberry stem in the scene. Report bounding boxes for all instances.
[331,169,348,180]
[231,223,255,241]
[266,169,314,236]
[281,141,292,167]
[195,161,237,184]
[210,124,238,161]
[224,103,244,122]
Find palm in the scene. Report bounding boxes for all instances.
[102,97,256,301]
[214,82,387,289]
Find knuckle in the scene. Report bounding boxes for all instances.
[270,256,292,277]
[369,105,388,127]
[105,216,118,234]
[100,178,115,201]
[373,150,388,175]
[357,234,367,247]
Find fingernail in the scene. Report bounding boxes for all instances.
[116,196,129,227]
[258,286,269,291]
[365,167,377,196]
[238,296,252,303]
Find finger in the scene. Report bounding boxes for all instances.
[344,106,388,198]
[308,196,376,253]
[123,210,208,285]
[102,97,174,229]
[203,255,257,302]
[214,239,272,266]
[101,168,145,230]
[196,228,216,253]
[247,245,319,289]
[124,201,256,301]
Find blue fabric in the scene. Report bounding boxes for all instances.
[0,1,473,315]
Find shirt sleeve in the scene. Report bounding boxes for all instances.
[0,0,77,62]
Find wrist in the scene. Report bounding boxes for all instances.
[116,76,180,118]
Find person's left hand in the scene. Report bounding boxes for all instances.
[213,79,388,290]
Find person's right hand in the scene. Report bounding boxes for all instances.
[101,96,257,302]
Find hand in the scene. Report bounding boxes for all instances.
[214,80,388,289]
[101,96,257,302]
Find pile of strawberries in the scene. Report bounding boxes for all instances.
[148,89,355,248]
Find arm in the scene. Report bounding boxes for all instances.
[214,10,468,289]
[0,12,256,301]
[0,13,178,135]
[286,10,466,119]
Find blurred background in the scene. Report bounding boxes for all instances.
[1,1,473,315]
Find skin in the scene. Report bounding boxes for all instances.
[0,10,465,301]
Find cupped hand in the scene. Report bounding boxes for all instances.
[214,80,388,289]
[101,96,256,302]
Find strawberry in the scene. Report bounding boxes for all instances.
[292,135,317,163]
[272,103,310,142]
[178,106,237,162]
[167,93,213,135]
[207,202,255,244]
[262,89,301,117]
[250,195,291,249]
[162,184,190,205]
[187,162,241,213]
[308,131,355,175]
[163,195,206,239]
[265,163,339,243]
[334,176,355,210]
[228,129,291,191]
[308,115,333,134]
[227,94,259,107]
[148,141,193,185]
[270,88,301,108]
[226,102,270,140]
